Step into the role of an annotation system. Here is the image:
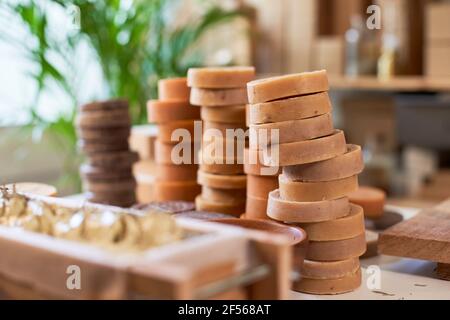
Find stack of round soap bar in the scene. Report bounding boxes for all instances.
[146,77,201,202]
[248,70,367,295]
[244,148,280,220]
[188,67,255,216]
[76,99,137,207]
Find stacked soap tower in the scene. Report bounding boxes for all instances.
[247,70,366,295]
[76,99,137,207]
[147,78,201,202]
[130,125,157,203]
[188,67,255,216]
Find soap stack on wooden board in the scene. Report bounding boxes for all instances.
[247,70,366,295]
[188,67,255,216]
[76,99,137,207]
[129,125,157,203]
[147,78,201,202]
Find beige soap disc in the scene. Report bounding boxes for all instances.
[188,66,255,89]
[247,70,329,104]
[283,144,364,182]
[279,174,359,202]
[293,268,362,295]
[267,190,350,223]
[247,91,332,125]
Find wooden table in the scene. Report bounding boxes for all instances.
[292,205,450,300]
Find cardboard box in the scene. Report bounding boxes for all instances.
[426,3,450,41]
[312,37,344,75]
[426,45,450,77]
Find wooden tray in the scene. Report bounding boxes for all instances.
[0,195,293,299]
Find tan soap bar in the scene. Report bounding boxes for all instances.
[76,108,131,128]
[297,204,365,241]
[293,268,361,295]
[158,120,198,144]
[248,92,332,125]
[246,195,270,220]
[201,105,246,124]
[199,151,244,175]
[279,174,359,202]
[154,164,198,181]
[196,195,245,217]
[147,100,199,123]
[201,138,247,162]
[244,148,280,176]
[247,70,329,104]
[267,190,350,223]
[188,66,255,89]
[300,258,360,280]
[247,174,279,199]
[158,77,190,102]
[349,186,386,220]
[153,180,201,202]
[306,233,367,262]
[283,145,364,182]
[154,140,196,165]
[197,170,247,190]
[261,130,347,167]
[203,121,247,136]
[202,187,246,205]
[190,87,248,107]
[250,113,334,147]
[129,126,156,161]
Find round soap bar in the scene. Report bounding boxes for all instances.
[153,181,201,202]
[245,195,269,220]
[158,120,198,144]
[306,233,367,262]
[158,77,190,102]
[199,151,244,175]
[201,105,246,124]
[203,121,247,138]
[202,187,246,205]
[267,190,350,223]
[293,268,361,295]
[76,108,131,129]
[247,70,329,104]
[247,92,332,125]
[300,258,360,280]
[77,126,130,143]
[279,174,359,202]
[261,130,347,167]
[154,140,196,165]
[80,99,128,112]
[247,174,279,199]
[297,204,365,241]
[283,145,364,182]
[84,178,136,194]
[154,164,198,182]
[200,138,246,164]
[147,100,199,123]
[197,170,247,189]
[80,164,133,181]
[195,196,245,217]
[190,87,248,107]
[244,148,280,176]
[78,139,129,154]
[188,67,255,89]
[87,151,138,169]
[348,186,386,220]
[250,113,334,147]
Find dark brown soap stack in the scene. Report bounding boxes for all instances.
[76,99,137,207]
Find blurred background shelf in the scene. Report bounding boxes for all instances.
[329,76,450,92]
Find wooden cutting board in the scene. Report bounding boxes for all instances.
[378,199,450,280]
